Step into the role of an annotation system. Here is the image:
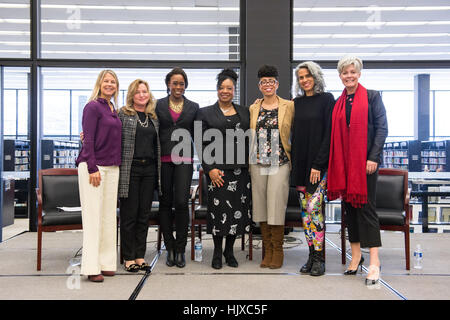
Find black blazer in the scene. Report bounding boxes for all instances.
[367,90,388,164]
[197,102,250,174]
[156,95,200,159]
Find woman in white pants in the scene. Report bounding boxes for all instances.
[76,70,122,282]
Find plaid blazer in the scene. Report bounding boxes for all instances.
[118,109,161,198]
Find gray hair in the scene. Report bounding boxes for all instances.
[293,61,326,97]
[337,56,363,74]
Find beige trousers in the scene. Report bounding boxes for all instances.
[250,163,290,225]
[78,162,119,276]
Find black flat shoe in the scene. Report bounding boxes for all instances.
[138,262,150,271]
[124,263,140,273]
[224,254,238,268]
[212,257,223,269]
[344,256,364,275]
[175,252,186,268]
[166,250,175,267]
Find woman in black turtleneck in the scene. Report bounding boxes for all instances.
[291,61,335,277]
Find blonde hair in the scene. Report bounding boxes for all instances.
[89,69,119,107]
[337,56,363,74]
[121,79,157,120]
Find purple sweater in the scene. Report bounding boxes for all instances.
[76,98,122,173]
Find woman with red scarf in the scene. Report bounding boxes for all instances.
[327,56,388,287]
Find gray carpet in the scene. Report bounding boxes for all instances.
[1,226,449,300]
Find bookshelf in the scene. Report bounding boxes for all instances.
[382,140,421,171]
[3,139,30,172]
[41,139,80,169]
[420,140,450,172]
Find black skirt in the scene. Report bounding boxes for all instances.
[206,168,251,237]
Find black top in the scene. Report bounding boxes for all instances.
[133,111,157,160]
[346,93,355,126]
[291,92,335,193]
[196,102,250,174]
[155,95,200,158]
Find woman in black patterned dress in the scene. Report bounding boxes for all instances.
[197,69,251,269]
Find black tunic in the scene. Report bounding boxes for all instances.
[290,92,335,194]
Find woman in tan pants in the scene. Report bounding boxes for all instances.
[76,70,122,282]
[249,65,294,269]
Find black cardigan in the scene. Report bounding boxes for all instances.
[155,95,200,159]
[366,89,388,164]
[196,102,250,174]
[291,92,335,193]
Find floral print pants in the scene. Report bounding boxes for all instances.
[297,174,327,252]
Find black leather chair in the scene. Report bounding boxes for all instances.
[36,168,82,271]
[341,168,411,270]
[191,169,253,261]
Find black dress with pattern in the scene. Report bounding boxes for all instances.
[206,114,252,237]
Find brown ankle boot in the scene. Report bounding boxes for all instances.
[259,222,273,268]
[269,225,285,269]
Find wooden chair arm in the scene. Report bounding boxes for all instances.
[36,188,43,224]
[191,185,199,201]
[36,188,42,205]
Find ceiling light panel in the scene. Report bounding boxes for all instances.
[0,0,30,58]
[293,0,450,61]
[38,0,240,60]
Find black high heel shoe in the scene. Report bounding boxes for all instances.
[344,256,364,275]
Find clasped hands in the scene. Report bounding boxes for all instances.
[209,169,225,188]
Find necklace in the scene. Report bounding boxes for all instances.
[220,105,234,114]
[169,99,184,113]
[137,113,149,128]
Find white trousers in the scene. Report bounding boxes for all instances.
[250,163,290,225]
[78,162,119,276]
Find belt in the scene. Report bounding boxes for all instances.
[132,158,153,165]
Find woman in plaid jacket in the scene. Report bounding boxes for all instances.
[118,79,161,272]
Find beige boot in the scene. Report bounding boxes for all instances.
[269,225,285,269]
[259,222,273,268]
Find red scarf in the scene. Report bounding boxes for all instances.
[327,84,368,208]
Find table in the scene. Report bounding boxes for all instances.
[410,191,450,233]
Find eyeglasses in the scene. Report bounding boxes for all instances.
[259,79,277,86]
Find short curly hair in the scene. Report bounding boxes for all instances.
[165,67,188,94]
[257,65,279,79]
[337,56,363,74]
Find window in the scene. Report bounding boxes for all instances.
[293,0,450,61]
[3,67,29,138]
[40,0,240,60]
[0,1,30,58]
[434,91,450,137]
[41,67,239,140]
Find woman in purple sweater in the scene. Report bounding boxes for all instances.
[76,70,122,283]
